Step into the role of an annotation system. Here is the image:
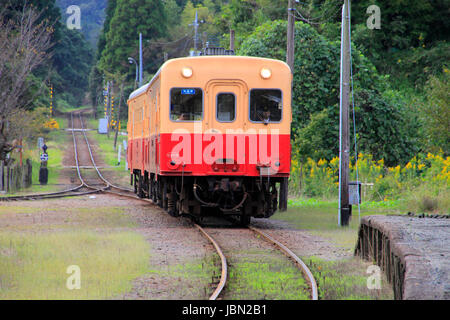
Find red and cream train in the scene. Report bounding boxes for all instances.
[127,52,292,225]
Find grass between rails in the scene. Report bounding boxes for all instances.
[0,203,150,299]
[223,250,309,300]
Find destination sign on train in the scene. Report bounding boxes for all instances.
[181,89,196,95]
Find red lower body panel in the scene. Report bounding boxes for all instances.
[128,133,291,177]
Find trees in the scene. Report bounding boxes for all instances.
[422,72,450,154]
[99,0,167,75]
[52,26,94,107]
[56,0,107,47]
[0,6,52,160]
[239,20,418,165]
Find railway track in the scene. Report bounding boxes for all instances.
[2,111,318,301]
[195,223,319,300]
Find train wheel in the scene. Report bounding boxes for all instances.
[239,214,251,227]
[162,180,168,210]
[157,181,163,208]
[138,175,145,198]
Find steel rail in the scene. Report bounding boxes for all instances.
[194,224,228,300]
[248,226,319,300]
[70,112,109,194]
[78,113,133,193]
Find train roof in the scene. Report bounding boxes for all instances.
[128,55,290,101]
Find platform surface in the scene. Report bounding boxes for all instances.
[360,215,449,299]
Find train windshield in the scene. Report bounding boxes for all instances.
[249,89,282,123]
[216,93,236,122]
[170,88,203,121]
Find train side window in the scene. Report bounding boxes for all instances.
[170,88,203,121]
[216,93,236,122]
[249,89,282,123]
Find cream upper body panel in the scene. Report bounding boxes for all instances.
[128,56,292,137]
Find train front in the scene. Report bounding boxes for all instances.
[159,55,292,223]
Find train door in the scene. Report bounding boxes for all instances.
[206,80,248,169]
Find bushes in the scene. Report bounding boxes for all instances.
[239,20,419,166]
[289,153,450,212]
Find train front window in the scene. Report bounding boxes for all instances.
[216,93,236,122]
[249,89,282,123]
[170,88,203,121]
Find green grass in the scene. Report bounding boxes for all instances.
[83,114,127,171]
[142,254,218,299]
[54,116,67,130]
[273,198,408,250]
[87,131,127,169]
[223,250,310,300]
[0,231,149,299]
[305,256,393,300]
[272,197,400,299]
[1,126,68,196]
[0,204,150,300]
[57,105,90,114]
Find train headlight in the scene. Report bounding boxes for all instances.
[181,67,193,78]
[260,68,272,79]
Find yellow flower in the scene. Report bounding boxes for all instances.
[330,157,339,166]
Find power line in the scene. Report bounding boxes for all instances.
[294,1,342,25]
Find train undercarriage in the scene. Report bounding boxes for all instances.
[131,170,288,226]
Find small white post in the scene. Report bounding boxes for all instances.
[118,145,122,165]
[123,140,128,171]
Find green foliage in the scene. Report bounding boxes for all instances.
[52,27,94,107]
[351,0,449,89]
[421,71,450,154]
[96,0,117,60]
[3,0,94,110]
[99,0,167,75]
[351,0,449,52]
[56,0,107,47]
[239,20,418,165]
[289,152,449,214]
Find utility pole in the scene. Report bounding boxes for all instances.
[139,33,143,87]
[286,0,295,72]
[194,10,199,52]
[107,80,113,138]
[114,82,124,150]
[230,29,235,52]
[339,0,351,226]
[280,0,295,212]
